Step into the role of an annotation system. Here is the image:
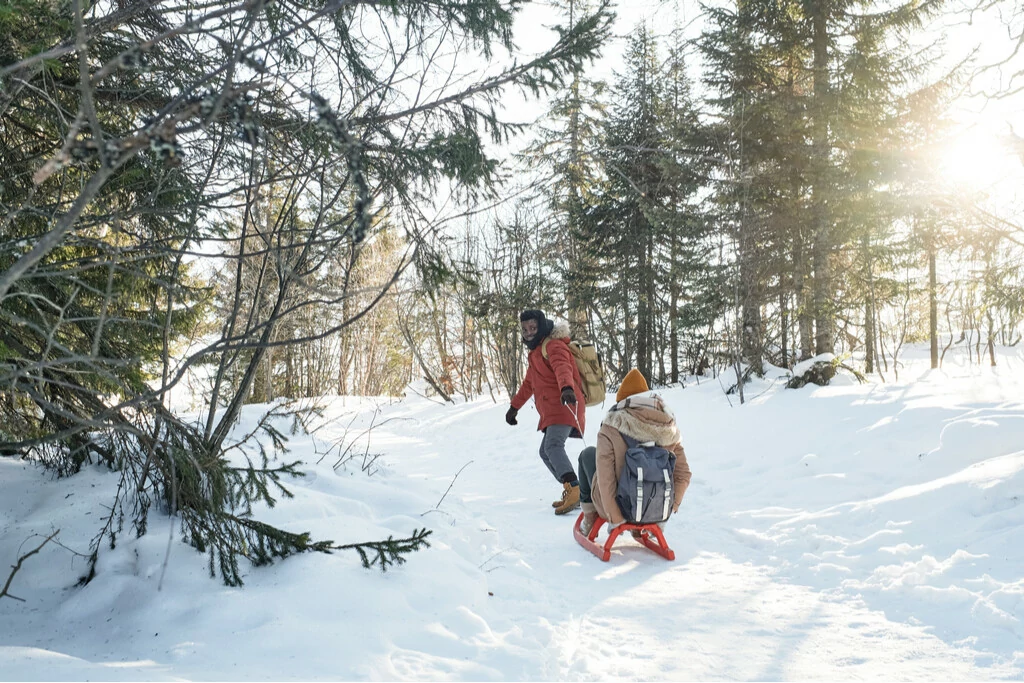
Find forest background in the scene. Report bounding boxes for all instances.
[2,0,1023,583]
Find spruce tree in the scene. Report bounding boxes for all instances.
[581,23,714,382]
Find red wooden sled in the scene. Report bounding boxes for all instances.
[573,511,676,562]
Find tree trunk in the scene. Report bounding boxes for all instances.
[636,230,652,380]
[928,237,938,369]
[810,0,833,355]
[864,303,875,375]
[863,234,875,374]
[208,284,289,454]
[622,276,633,374]
[780,289,789,369]
[266,346,275,403]
[988,309,997,366]
[794,237,814,359]
[740,245,763,375]
[565,0,589,337]
[670,254,680,383]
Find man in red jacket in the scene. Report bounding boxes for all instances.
[505,309,587,515]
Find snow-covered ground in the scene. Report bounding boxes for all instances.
[3,344,1024,680]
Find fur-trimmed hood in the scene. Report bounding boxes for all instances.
[601,394,680,446]
[549,319,570,341]
[589,393,691,524]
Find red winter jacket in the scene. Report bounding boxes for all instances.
[511,320,586,437]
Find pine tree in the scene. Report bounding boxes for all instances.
[0,0,207,462]
[700,0,813,371]
[577,23,715,382]
[648,23,719,383]
[700,0,944,372]
[803,0,944,355]
[522,0,610,337]
[586,25,665,379]
[834,15,913,373]
[892,77,971,370]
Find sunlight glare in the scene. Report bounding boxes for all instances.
[935,127,1018,193]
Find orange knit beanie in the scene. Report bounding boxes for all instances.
[616,368,649,403]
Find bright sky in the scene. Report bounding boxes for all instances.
[502,0,692,127]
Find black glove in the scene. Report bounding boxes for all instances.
[505,406,518,425]
[560,386,577,406]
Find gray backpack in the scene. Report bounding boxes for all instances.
[615,433,676,524]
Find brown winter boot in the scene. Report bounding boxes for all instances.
[580,502,599,535]
[553,482,580,515]
[551,481,575,507]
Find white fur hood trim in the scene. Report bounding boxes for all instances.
[601,394,680,446]
[550,319,570,340]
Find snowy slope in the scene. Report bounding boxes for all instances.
[2,345,1023,680]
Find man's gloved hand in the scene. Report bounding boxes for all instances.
[505,406,518,426]
[560,386,577,406]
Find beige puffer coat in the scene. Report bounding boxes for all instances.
[590,394,692,525]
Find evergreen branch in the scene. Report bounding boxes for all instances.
[329,528,433,572]
[349,3,613,128]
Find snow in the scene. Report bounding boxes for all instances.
[3,345,1024,680]
[790,352,837,378]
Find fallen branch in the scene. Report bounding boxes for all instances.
[1,529,60,602]
[838,361,868,384]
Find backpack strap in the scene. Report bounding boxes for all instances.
[662,469,672,520]
[620,432,639,449]
[635,464,644,523]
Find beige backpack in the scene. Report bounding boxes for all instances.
[541,338,607,407]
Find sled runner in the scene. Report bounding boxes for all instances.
[572,511,676,562]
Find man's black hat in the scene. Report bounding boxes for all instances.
[520,309,546,323]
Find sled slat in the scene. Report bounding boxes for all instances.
[573,512,676,562]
